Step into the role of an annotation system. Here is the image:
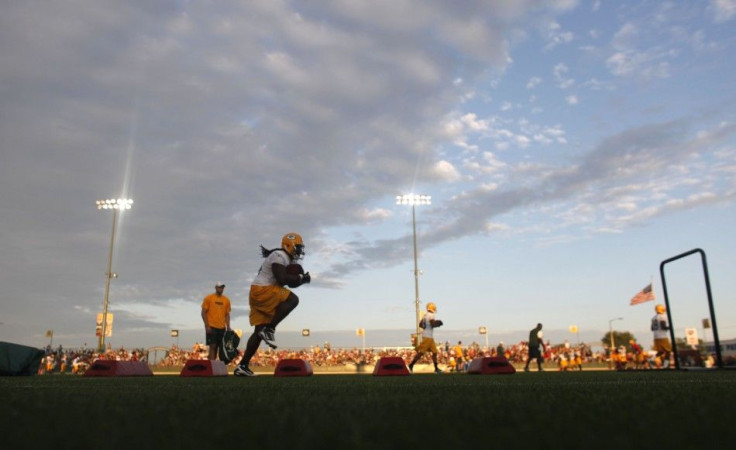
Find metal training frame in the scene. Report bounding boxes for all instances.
[659,248,723,369]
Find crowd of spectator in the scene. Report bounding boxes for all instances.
[38,345,147,375]
[38,338,604,374]
[39,338,729,375]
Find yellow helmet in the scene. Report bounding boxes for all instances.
[655,304,666,314]
[426,302,437,313]
[281,233,305,260]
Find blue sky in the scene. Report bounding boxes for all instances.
[1,0,734,351]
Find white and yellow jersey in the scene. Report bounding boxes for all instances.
[421,311,437,339]
[252,250,290,286]
[651,313,669,340]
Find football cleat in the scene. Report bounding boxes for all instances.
[258,327,278,349]
[234,365,254,377]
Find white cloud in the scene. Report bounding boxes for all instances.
[688,30,719,51]
[433,160,461,181]
[532,125,568,145]
[515,135,531,148]
[583,78,614,91]
[463,151,508,175]
[485,222,509,232]
[566,94,578,105]
[526,76,542,89]
[442,119,465,140]
[356,208,392,223]
[543,21,574,50]
[605,51,670,79]
[612,22,638,49]
[543,125,567,140]
[604,17,687,80]
[710,0,736,22]
[606,52,634,76]
[553,63,575,88]
[616,202,637,211]
[461,113,490,131]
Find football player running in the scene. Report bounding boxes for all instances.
[234,233,310,377]
[408,302,444,374]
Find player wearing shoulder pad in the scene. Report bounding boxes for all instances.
[235,232,311,377]
[651,304,672,369]
[408,302,444,374]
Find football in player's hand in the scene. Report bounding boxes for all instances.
[286,263,305,288]
[286,263,304,275]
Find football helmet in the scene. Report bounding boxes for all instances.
[281,232,305,260]
[655,304,666,314]
[426,302,437,313]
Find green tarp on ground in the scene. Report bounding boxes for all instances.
[0,341,45,376]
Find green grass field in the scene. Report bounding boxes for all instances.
[3,370,735,449]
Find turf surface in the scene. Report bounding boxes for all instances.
[3,370,735,449]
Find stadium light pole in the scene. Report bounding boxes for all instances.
[396,194,431,348]
[96,198,133,353]
[608,317,623,368]
[479,326,488,350]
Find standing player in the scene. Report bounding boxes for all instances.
[651,304,672,369]
[524,323,545,372]
[234,233,310,377]
[201,282,231,360]
[408,302,444,374]
[453,341,464,372]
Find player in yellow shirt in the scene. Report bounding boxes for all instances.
[574,351,583,371]
[453,341,464,372]
[201,282,231,360]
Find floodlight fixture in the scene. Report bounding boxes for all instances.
[395,194,431,206]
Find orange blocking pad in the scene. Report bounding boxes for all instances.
[372,356,410,376]
[83,360,153,377]
[180,359,228,377]
[467,357,516,375]
[274,358,313,377]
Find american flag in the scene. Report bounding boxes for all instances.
[630,283,655,306]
